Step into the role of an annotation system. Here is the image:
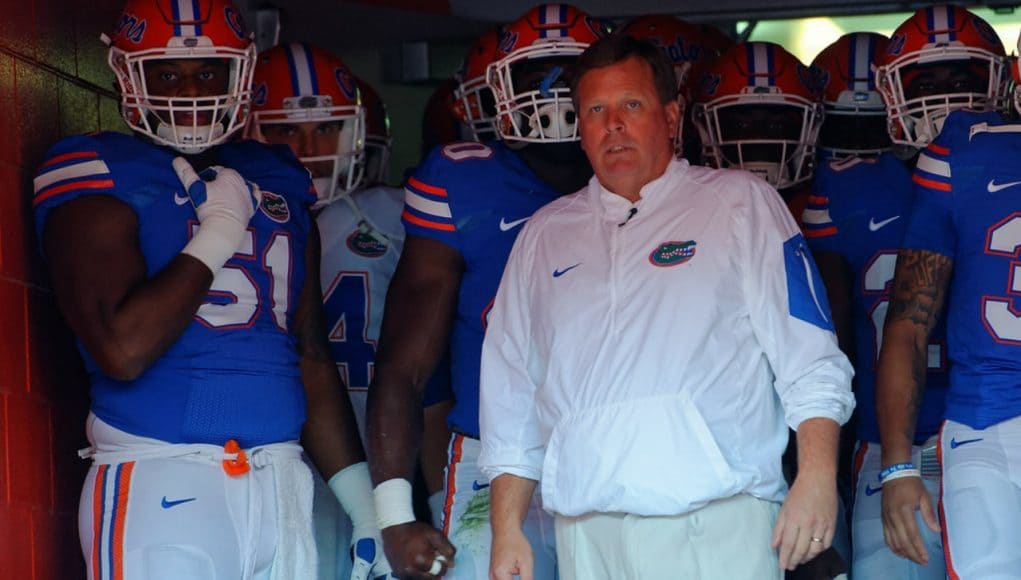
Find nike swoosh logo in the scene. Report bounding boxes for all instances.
[499,217,529,232]
[868,215,900,232]
[173,192,190,206]
[471,480,490,492]
[161,496,197,509]
[553,263,581,278]
[950,437,983,449]
[864,484,882,496]
[987,179,1021,193]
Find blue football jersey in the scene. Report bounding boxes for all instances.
[401,141,562,438]
[805,153,949,443]
[907,109,1021,429]
[33,132,316,447]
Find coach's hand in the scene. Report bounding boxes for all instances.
[490,526,533,580]
[381,522,455,579]
[773,470,837,571]
[881,476,939,565]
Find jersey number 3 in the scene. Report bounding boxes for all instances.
[984,214,1021,344]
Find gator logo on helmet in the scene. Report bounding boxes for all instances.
[887,33,906,56]
[252,82,267,107]
[498,31,519,54]
[797,64,827,97]
[224,6,247,41]
[260,190,290,223]
[649,240,697,267]
[697,73,722,98]
[334,68,357,101]
[115,13,146,43]
[346,230,388,258]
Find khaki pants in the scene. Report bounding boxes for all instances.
[554,494,782,580]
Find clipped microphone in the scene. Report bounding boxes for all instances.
[618,207,638,227]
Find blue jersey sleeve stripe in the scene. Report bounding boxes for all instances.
[912,173,952,192]
[801,208,833,226]
[34,159,111,192]
[915,152,951,179]
[406,175,448,199]
[405,188,452,219]
[402,209,456,233]
[33,176,116,207]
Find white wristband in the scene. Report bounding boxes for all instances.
[181,214,246,276]
[881,468,921,484]
[327,462,378,536]
[373,478,417,530]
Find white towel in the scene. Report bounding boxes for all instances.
[256,444,317,580]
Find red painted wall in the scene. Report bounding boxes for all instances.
[0,3,124,578]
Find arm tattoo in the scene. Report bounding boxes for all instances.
[887,249,953,440]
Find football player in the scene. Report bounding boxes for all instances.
[364,4,606,579]
[32,1,377,579]
[800,16,1008,576]
[870,6,1019,578]
[691,40,824,220]
[251,44,459,579]
[249,43,406,580]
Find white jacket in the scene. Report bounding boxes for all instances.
[478,159,855,517]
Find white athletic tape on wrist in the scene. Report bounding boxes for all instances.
[880,468,921,484]
[373,478,417,530]
[328,462,378,536]
[181,214,246,276]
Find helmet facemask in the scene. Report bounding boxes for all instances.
[253,95,366,209]
[487,44,587,143]
[694,97,822,190]
[454,76,499,141]
[107,37,255,154]
[818,92,890,159]
[877,49,1008,147]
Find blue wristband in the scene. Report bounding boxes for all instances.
[879,462,915,483]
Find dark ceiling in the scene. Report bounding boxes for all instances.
[245,0,1006,52]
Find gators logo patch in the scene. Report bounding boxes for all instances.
[649,240,697,267]
[260,191,290,223]
[346,230,388,258]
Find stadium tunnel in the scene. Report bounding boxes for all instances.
[2,0,1021,576]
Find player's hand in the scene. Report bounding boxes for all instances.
[350,533,396,580]
[881,476,939,565]
[773,471,837,571]
[172,157,261,227]
[380,521,455,579]
[490,526,534,580]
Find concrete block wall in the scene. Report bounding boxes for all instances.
[0,2,124,578]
